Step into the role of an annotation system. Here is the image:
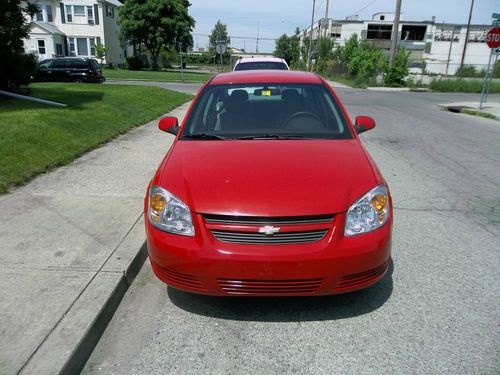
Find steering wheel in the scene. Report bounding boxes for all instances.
[284,111,322,126]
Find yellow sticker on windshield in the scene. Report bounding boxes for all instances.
[262,90,271,96]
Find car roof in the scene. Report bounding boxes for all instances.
[41,57,91,61]
[210,70,323,85]
[237,57,286,64]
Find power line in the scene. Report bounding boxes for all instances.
[353,0,378,16]
[192,33,278,41]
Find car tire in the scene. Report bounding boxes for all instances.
[73,79,83,83]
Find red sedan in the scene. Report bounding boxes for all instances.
[145,70,392,296]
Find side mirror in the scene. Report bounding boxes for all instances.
[354,116,376,134]
[158,117,179,136]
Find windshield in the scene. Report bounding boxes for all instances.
[234,62,288,71]
[181,83,353,140]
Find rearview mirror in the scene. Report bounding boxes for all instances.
[354,116,376,134]
[158,117,179,136]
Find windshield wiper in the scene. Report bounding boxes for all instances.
[183,133,228,140]
[238,134,309,140]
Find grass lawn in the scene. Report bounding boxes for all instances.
[429,79,500,93]
[0,83,192,194]
[103,68,213,82]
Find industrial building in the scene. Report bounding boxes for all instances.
[301,12,493,75]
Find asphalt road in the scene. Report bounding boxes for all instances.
[83,87,500,375]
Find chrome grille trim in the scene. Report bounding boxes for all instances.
[210,229,328,244]
[218,278,323,294]
[204,214,334,225]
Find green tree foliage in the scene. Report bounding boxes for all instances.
[209,20,230,55]
[332,34,384,85]
[0,0,39,90]
[119,0,195,70]
[95,44,107,67]
[274,28,301,66]
[314,37,335,75]
[384,47,410,87]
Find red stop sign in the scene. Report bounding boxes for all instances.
[486,27,500,48]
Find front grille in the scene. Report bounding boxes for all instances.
[150,260,207,292]
[204,214,334,225]
[332,261,389,292]
[210,229,328,244]
[218,278,323,295]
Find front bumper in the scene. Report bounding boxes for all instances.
[146,212,392,296]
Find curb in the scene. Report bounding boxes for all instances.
[61,242,148,375]
[20,217,149,375]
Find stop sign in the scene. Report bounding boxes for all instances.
[486,27,500,48]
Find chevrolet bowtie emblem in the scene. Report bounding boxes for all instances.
[258,225,280,236]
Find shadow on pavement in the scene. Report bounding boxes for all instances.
[168,259,394,322]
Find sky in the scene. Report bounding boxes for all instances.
[188,0,499,52]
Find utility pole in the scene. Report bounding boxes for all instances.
[324,0,330,37]
[389,0,402,67]
[256,18,260,53]
[459,0,474,71]
[307,0,316,70]
[445,26,458,75]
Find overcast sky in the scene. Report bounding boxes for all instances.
[188,0,498,52]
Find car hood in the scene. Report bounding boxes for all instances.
[156,140,378,216]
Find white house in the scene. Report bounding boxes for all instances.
[301,13,493,75]
[23,0,129,65]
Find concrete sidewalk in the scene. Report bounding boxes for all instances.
[0,102,191,374]
[438,100,500,120]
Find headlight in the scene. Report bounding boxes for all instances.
[148,186,194,236]
[345,184,389,236]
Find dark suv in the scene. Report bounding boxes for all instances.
[36,57,105,83]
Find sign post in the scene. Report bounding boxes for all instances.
[215,41,227,72]
[479,25,500,109]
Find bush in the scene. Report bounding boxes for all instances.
[429,79,500,93]
[126,55,143,70]
[456,65,480,78]
[0,52,37,90]
[493,61,500,79]
[330,34,385,85]
[0,1,39,90]
[290,60,307,71]
[384,47,410,87]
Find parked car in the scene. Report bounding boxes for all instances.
[233,57,289,71]
[35,57,105,83]
[145,70,392,296]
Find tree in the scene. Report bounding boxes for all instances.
[0,0,39,90]
[274,28,301,66]
[118,0,195,70]
[209,20,230,55]
[384,46,410,87]
[95,43,107,67]
[313,36,336,75]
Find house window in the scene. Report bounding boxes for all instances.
[106,5,114,18]
[65,5,90,23]
[77,38,88,55]
[37,40,46,54]
[56,43,63,55]
[90,38,96,56]
[87,6,94,24]
[74,5,85,16]
[36,10,43,21]
[65,5,73,22]
[367,24,393,40]
[69,37,76,56]
[380,15,385,21]
[46,5,53,22]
